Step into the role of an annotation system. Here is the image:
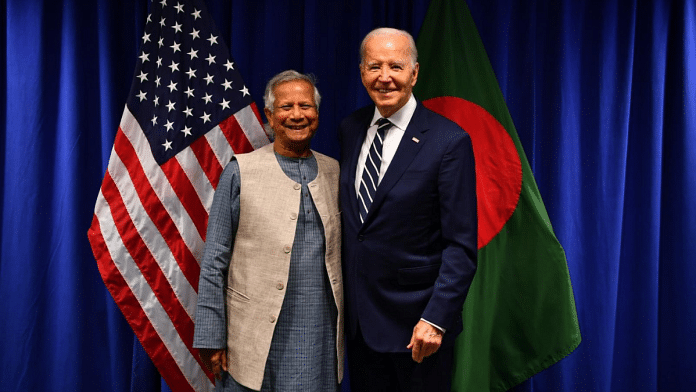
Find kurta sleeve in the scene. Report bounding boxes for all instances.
[193,160,241,349]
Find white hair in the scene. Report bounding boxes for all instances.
[263,70,321,112]
[359,27,418,66]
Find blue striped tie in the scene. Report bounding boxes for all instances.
[358,118,392,222]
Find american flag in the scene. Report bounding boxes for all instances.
[87,0,269,391]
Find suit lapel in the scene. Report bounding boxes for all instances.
[362,103,429,225]
[346,111,373,222]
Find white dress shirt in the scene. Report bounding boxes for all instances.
[354,95,417,195]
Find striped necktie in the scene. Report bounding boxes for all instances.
[358,118,392,223]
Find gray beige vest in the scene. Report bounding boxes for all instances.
[225,144,343,390]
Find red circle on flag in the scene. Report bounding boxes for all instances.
[424,96,522,249]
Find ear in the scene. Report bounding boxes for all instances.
[264,107,274,128]
[411,62,420,87]
[359,63,369,87]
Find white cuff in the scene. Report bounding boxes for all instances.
[420,318,446,333]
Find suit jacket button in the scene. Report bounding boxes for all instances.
[293,183,301,190]
[276,282,284,290]
[358,235,364,242]
[290,212,297,220]
[284,245,291,253]
[269,315,276,323]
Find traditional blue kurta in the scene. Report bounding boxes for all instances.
[194,152,338,392]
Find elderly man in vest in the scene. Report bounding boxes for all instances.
[193,70,343,392]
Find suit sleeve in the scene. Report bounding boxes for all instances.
[421,131,478,330]
[193,160,241,349]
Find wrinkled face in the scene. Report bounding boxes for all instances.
[265,80,318,157]
[360,33,419,118]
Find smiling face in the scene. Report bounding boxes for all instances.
[264,79,318,157]
[360,32,419,118]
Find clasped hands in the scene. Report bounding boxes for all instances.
[407,320,444,363]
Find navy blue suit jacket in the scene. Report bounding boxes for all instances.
[339,101,478,353]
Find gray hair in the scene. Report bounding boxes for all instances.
[360,27,418,67]
[263,70,321,112]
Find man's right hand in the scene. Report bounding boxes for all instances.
[198,348,228,380]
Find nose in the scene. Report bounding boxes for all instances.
[289,105,303,120]
[378,66,391,82]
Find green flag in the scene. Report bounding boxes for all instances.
[413,0,581,390]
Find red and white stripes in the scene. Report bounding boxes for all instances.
[88,102,268,392]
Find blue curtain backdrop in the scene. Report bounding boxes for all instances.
[1,0,694,391]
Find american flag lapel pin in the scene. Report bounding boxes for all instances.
[412,137,420,143]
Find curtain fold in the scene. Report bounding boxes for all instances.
[1,0,694,391]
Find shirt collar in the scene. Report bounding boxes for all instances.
[370,94,417,131]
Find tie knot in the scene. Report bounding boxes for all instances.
[376,118,392,129]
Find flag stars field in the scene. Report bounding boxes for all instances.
[125,0,256,161]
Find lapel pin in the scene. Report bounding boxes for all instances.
[412,137,420,143]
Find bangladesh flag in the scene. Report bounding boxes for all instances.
[413,0,581,390]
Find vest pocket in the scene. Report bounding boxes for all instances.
[226,286,251,303]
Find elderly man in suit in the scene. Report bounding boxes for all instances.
[194,70,343,392]
[339,27,477,391]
